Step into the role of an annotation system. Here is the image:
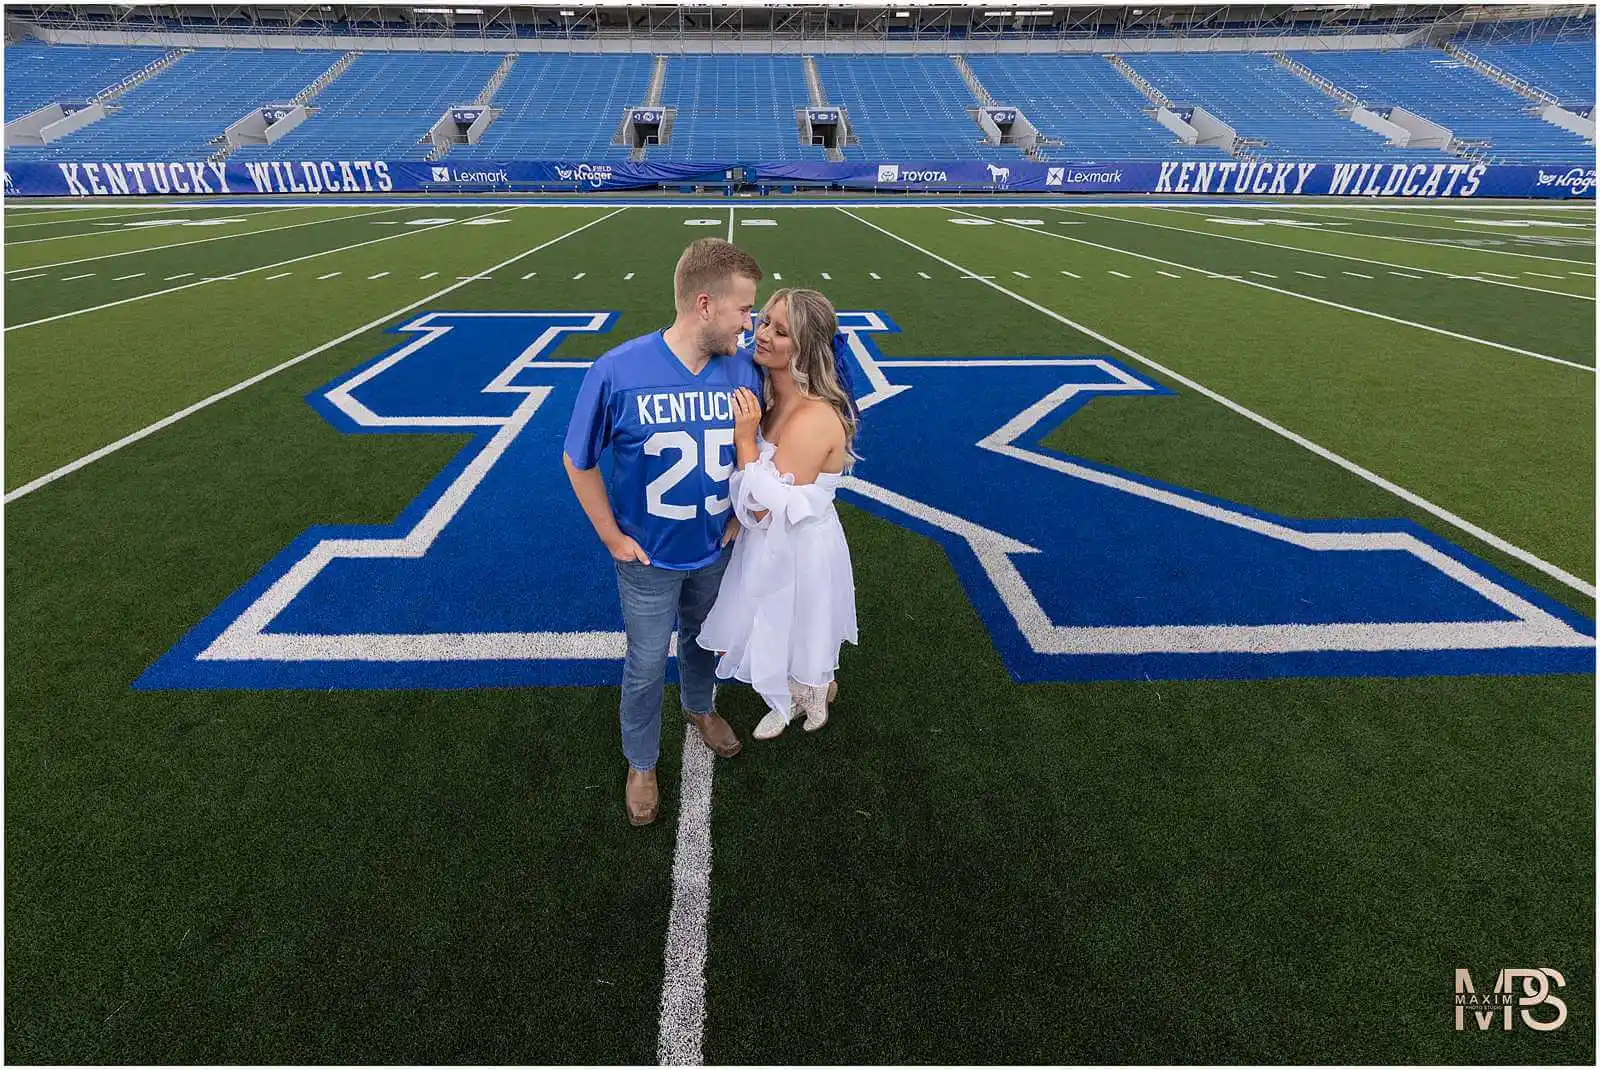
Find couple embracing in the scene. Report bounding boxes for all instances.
[562,238,859,826]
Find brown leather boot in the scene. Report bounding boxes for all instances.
[625,767,658,826]
[685,711,742,758]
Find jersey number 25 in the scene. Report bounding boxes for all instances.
[644,429,736,520]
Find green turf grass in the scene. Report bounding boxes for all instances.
[5,201,1593,1064]
[4,207,616,487]
[856,205,1594,581]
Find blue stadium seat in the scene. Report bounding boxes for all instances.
[451,54,652,161]
[652,56,823,161]
[813,55,1016,160]
[1120,51,1451,161]
[1458,39,1596,109]
[2,39,1592,167]
[3,39,173,121]
[965,55,1220,161]
[8,47,340,160]
[244,51,503,160]
[1289,47,1595,164]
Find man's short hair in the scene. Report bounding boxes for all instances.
[674,238,763,309]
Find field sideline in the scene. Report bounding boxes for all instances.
[5,196,1595,1063]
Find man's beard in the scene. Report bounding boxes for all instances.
[699,323,738,358]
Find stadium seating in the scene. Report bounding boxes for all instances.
[964,55,1220,161]
[3,39,172,120]
[1457,39,1596,108]
[451,54,652,161]
[1121,51,1450,161]
[652,55,823,161]
[2,37,1594,165]
[1289,48,1593,163]
[7,47,339,160]
[243,51,503,160]
[812,55,1017,160]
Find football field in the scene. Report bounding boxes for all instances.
[5,197,1595,1063]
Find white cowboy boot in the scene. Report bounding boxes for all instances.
[797,680,830,733]
[753,700,798,740]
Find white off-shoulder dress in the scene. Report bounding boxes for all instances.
[697,436,858,719]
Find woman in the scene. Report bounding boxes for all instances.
[697,288,859,740]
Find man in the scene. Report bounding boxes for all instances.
[562,238,763,826]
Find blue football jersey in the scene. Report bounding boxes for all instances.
[564,330,763,570]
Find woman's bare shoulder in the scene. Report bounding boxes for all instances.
[791,398,847,442]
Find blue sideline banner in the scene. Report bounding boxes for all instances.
[757,160,1598,197]
[3,157,1594,198]
[1,159,733,196]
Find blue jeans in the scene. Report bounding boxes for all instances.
[614,548,731,772]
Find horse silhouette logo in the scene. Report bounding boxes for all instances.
[987,163,1010,185]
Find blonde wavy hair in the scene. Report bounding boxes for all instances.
[759,288,858,465]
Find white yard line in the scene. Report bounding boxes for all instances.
[6,208,517,333]
[4,206,218,229]
[1307,205,1598,244]
[1074,207,1593,302]
[1158,205,1591,266]
[4,207,626,504]
[5,206,403,274]
[836,206,1595,598]
[4,205,303,247]
[979,210,1591,370]
[656,725,717,1067]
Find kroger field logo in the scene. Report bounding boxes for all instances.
[554,163,614,188]
[1536,167,1596,194]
